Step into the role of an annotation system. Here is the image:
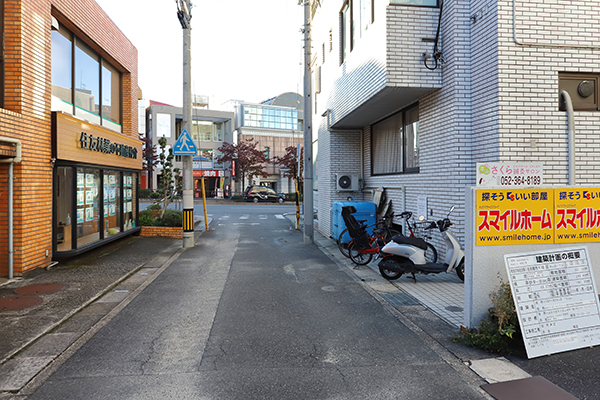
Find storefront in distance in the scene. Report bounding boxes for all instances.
[52,112,142,257]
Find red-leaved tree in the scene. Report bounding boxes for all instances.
[216,138,270,193]
[271,145,303,191]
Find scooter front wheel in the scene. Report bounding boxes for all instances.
[379,266,403,281]
[348,243,373,265]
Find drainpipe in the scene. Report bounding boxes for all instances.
[561,90,575,185]
[0,138,22,279]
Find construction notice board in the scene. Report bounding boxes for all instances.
[505,246,600,358]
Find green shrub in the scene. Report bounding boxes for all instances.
[139,210,156,226]
[139,189,152,199]
[147,203,162,211]
[150,191,162,199]
[158,209,183,227]
[454,276,525,356]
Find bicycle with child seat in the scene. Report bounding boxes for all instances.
[338,211,437,264]
[336,212,401,259]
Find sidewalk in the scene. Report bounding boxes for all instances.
[0,211,588,399]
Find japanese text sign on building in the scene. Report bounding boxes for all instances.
[477,188,554,245]
[477,188,600,246]
[477,162,543,187]
[505,247,600,358]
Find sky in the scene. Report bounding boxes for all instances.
[95,0,305,109]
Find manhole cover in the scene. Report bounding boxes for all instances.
[445,306,463,312]
[322,285,344,292]
[14,283,68,295]
[0,296,43,311]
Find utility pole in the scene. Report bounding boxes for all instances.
[302,0,314,244]
[177,0,194,248]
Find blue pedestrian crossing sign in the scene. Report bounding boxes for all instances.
[173,129,197,156]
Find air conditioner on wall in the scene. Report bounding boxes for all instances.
[335,173,359,192]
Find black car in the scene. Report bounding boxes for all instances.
[243,185,285,203]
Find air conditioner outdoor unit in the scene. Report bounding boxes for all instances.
[335,173,359,192]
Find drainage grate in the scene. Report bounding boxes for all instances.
[380,292,420,306]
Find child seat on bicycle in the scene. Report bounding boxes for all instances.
[341,206,371,249]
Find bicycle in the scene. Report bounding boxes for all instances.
[337,212,401,259]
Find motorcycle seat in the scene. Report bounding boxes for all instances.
[390,235,428,250]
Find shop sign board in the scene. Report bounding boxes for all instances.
[477,162,543,187]
[477,187,600,246]
[505,246,600,358]
[193,170,223,177]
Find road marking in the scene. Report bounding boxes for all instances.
[218,216,230,220]
[233,223,260,226]
[239,215,249,220]
[258,215,267,219]
[275,215,285,220]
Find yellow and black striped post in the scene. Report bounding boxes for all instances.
[183,209,194,232]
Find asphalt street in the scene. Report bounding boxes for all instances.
[27,205,489,399]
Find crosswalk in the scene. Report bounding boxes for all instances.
[212,214,288,223]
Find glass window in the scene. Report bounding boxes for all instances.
[51,25,73,111]
[75,40,100,124]
[404,106,419,170]
[102,62,121,127]
[51,21,122,131]
[123,173,137,231]
[371,104,420,175]
[341,1,351,63]
[214,122,224,141]
[56,167,73,251]
[192,120,213,141]
[390,0,437,6]
[157,113,171,137]
[103,171,121,237]
[76,168,100,246]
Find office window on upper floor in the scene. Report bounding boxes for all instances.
[340,0,375,65]
[51,19,122,132]
[390,0,438,6]
[371,104,419,175]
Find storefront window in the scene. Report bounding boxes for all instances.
[103,171,121,237]
[76,168,100,246]
[123,172,137,231]
[56,167,73,251]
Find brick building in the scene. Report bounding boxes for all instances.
[309,1,600,325]
[0,0,141,277]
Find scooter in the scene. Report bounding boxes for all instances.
[377,206,465,282]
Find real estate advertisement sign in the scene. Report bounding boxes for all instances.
[476,188,600,246]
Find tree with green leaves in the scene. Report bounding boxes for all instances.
[157,136,181,217]
[216,138,270,193]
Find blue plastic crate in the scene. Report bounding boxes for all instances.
[332,201,376,243]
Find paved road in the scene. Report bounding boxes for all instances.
[29,206,487,399]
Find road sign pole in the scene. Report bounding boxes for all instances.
[179,0,194,248]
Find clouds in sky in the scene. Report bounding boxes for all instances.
[95,0,304,108]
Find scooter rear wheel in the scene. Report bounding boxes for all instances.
[348,243,373,265]
[456,258,465,281]
[379,266,403,280]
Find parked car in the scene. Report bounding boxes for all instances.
[243,185,285,203]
